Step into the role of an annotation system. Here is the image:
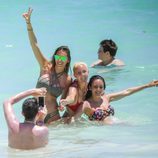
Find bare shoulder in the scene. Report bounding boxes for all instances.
[34,125,48,136]
[112,58,125,66]
[91,60,102,67]
[41,61,52,73]
[83,100,91,107]
[105,93,112,100]
[66,75,73,85]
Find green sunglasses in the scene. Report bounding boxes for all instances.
[54,55,67,62]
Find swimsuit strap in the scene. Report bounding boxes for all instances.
[51,71,65,90]
[56,71,65,78]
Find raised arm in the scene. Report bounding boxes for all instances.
[3,88,47,133]
[107,80,158,102]
[22,8,48,69]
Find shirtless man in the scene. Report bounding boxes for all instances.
[3,88,48,149]
[91,39,125,67]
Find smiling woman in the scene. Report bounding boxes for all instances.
[74,75,158,124]
[1,0,158,157]
[59,62,89,122]
[22,8,72,124]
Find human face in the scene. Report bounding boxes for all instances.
[74,65,88,83]
[98,46,107,60]
[55,50,69,68]
[90,79,104,97]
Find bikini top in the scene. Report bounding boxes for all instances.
[89,105,115,121]
[36,71,65,97]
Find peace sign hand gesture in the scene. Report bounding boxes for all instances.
[22,7,33,23]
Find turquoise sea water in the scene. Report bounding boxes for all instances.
[0,0,158,157]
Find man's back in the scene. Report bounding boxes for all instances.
[3,88,48,150]
[9,123,48,149]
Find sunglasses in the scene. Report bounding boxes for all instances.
[54,55,67,62]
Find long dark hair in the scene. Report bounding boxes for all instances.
[85,75,106,100]
[51,46,71,74]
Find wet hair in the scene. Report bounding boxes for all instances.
[85,75,106,100]
[73,62,88,73]
[22,97,38,120]
[100,39,118,57]
[51,46,71,74]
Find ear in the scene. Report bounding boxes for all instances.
[106,51,110,56]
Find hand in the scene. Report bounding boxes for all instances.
[37,105,48,121]
[22,7,33,23]
[59,99,69,107]
[58,105,65,112]
[148,80,158,87]
[32,88,47,97]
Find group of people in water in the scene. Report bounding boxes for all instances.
[3,8,158,150]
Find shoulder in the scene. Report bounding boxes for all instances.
[111,58,125,66]
[70,79,78,88]
[83,100,91,107]
[41,61,53,73]
[91,60,103,67]
[67,75,72,83]
[34,125,48,136]
[64,75,72,87]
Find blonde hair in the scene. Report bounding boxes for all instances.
[73,62,88,73]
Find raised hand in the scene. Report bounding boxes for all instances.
[32,88,47,97]
[22,7,33,23]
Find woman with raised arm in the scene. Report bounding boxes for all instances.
[23,8,72,124]
[74,75,158,124]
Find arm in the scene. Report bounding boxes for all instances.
[107,80,158,102]
[60,86,78,107]
[36,105,47,126]
[3,88,47,133]
[22,8,48,69]
[82,101,94,117]
[60,76,72,99]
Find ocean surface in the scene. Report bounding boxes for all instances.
[0,0,158,157]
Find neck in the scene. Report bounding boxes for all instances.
[79,82,87,89]
[55,66,65,74]
[102,57,114,65]
[92,96,102,103]
[24,120,35,124]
